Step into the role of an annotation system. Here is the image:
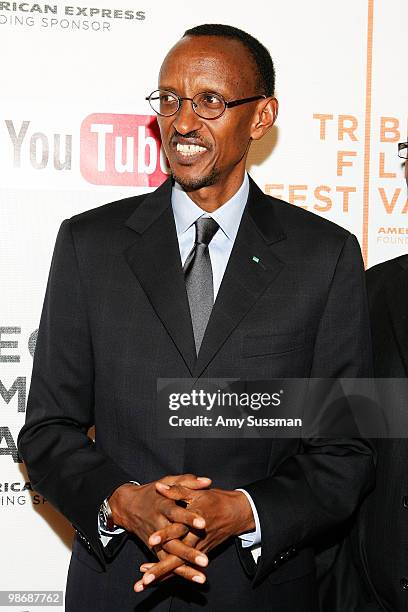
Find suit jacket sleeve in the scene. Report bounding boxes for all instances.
[17,219,134,567]
[240,233,375,585]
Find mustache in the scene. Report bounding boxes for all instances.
[170,129,211,149]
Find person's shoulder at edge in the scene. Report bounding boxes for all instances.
[367,253,408,278]
[366,253,408,295]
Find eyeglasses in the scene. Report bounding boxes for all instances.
[146,89,266,120]
[398,142,408,159]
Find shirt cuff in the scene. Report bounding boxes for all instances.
[235,488,262,547]
[98,480,140,546]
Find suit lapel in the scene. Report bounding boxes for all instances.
[124,178,197,375]
[193,177,287,378]
[386,257,408,375]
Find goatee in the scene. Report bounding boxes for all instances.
[171,167,220,192]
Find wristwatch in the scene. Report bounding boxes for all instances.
[99,497,116,531]
[98,480,140,533]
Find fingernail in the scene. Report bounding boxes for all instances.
[157,482,170,489]
[192,575,205,583]
[197,477,211,481]
[134,582,144,592]
[193,518,205,529]
[149,535,161,545]
[144,573,155,585]
[195,555,207,567]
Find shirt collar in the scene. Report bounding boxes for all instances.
[171,172,249,241]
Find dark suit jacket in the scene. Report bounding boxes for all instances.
[18,176,374,611]
[343,255,408,612]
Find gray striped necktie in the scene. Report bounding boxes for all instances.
[183,217,219,354]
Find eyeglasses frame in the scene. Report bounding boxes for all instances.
[145,89,267,120]
[398,142,408,159]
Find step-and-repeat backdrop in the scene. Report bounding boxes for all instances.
[1,0,406,607]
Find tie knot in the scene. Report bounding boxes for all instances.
[195,217,219,246]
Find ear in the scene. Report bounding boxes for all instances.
[250,97,278,141]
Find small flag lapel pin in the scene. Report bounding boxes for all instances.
[252,255,266,270]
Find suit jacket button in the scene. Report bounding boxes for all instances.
[400,577,408,590]
[402,495,408,509]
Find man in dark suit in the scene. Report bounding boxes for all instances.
[338,140,408,612]
[18,24,375,611]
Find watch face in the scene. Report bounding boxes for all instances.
[99,502,109,527]
[99,500,116,532]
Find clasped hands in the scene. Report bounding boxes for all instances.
[107,474,255,593]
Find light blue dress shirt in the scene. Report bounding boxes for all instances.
[172,173,249,297]
[99,172,261,561]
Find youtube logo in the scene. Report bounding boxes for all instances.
[80,113,170,186]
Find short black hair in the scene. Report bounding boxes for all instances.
[183,23,275,96]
